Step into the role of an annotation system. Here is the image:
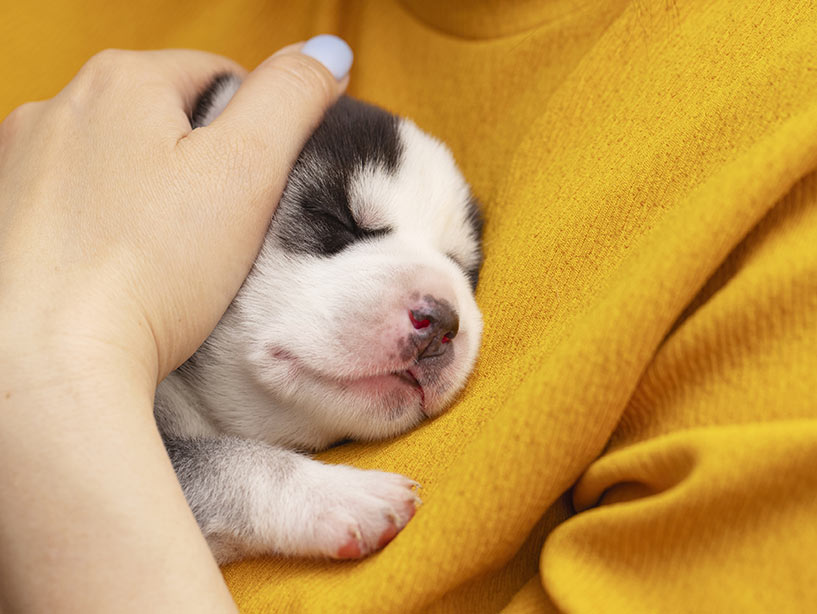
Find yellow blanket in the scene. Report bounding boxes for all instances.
[4,1,816,611]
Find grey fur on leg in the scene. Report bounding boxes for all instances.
[163,436,418,563]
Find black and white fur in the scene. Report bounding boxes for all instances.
[157,74,483,563]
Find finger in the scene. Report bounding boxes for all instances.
[61,48,248,134]
[192,34,353,175]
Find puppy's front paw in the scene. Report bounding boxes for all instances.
[304,464,420,559]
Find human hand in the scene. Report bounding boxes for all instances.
[0,38,352,613]
[0,38,351,383]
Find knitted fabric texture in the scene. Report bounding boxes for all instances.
[3,1,816,612]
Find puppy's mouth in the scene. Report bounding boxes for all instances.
[268,346,428,414]
[392,369,426,413]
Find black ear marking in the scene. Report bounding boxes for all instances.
[190,73,239,129]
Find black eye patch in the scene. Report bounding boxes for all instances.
[273,97,402,257]
[298,208,391,255]
[276,174,393,255]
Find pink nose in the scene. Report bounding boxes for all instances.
[408,299,459,360]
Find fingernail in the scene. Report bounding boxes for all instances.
[301,34,353,81]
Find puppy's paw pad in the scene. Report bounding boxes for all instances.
[336,536,363,559]
[376,520,400,549]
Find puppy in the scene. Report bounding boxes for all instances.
[155,74,484,563]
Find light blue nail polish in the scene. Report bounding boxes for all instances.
[301,34,354,81]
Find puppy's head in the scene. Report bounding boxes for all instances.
[200,93,483,445]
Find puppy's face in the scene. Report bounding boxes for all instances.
[222,98,483,444]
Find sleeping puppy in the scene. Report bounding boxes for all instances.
[155,74,483,563]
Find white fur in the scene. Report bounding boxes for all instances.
[157,82,482,562]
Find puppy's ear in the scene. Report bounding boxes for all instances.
[190,73,242,129]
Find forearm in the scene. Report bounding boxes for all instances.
[0,339,236,614]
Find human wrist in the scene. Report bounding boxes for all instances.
[0,302,159,408]
[0,319,235,614]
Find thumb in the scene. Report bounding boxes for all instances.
[191,34,353,186]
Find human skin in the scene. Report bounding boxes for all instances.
[0,42,349,613]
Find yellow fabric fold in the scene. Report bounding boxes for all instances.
[4,1,816,611]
